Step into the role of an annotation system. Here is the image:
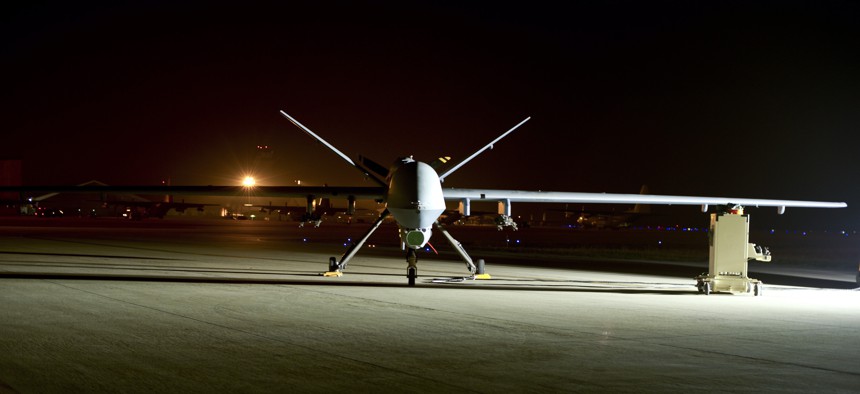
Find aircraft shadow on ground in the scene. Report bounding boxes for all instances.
[1,254,854,292]
[482,257,858,290]
[744,272,857,290]
[9,270,850,295]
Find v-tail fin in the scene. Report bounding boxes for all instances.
[280,111,387,187]
[438,117,530,182]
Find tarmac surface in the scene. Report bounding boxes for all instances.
[0,217,858,393]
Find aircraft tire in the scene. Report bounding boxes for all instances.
[329,257,338,272]
[407,266,417,286]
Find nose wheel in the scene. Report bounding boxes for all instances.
[407,266,417,286]
[406,248,418,286]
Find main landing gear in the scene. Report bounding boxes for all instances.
[319,209,490,286]
[322,210,390,278]
[434,221,489,280]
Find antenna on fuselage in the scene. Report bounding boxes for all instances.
[280,110,387,187]
[438,116,531,182]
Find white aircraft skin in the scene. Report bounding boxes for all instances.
[442,189,846,211]
[385,157,446,249]
[278,110,846,285]
[280,111,453,256]
[2,111,847,286]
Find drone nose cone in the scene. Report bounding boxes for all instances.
[386,161,445,228]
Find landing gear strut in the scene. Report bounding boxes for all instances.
[323,209,389,277]
[434,221,490,280]
[319,210,488,285]
[406,248,418,286]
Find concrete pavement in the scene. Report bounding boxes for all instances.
[0,219,858,392]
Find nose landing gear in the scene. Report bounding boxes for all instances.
[406,248,418,286]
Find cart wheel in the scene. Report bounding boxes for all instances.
[703,282,711,296]
[754,283,763,296]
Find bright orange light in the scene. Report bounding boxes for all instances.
[242,176,256,187]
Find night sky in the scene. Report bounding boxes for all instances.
[3,1,859,229]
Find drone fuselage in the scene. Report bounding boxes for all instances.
[385,158,445,249]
